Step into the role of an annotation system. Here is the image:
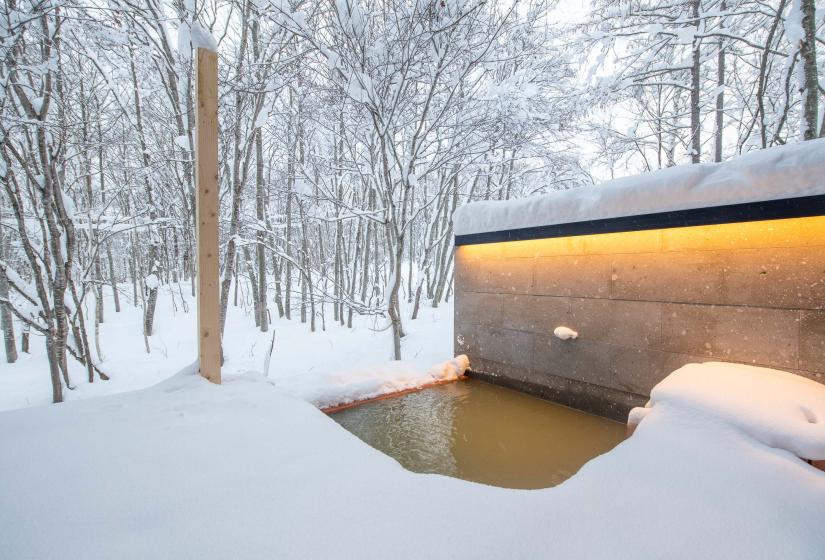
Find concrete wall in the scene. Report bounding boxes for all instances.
[454,216,825,421]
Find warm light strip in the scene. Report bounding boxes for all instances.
[455,215,825,259]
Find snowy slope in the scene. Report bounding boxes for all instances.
[1,362,824,559]
[454,139,825,236]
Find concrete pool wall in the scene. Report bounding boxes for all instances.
[454,215,825,421]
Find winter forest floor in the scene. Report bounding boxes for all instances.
[2,283,825,559]
[0,280,453,412]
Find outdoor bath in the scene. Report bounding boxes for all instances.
[330,378,626,489]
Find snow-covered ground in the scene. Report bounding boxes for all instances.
[1,361,823,559]
[0,281,455,412]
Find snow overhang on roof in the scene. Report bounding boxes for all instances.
[453,139,825,246]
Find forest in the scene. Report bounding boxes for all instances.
[0,0,822,403]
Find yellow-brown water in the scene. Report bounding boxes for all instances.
[331,379,626,489]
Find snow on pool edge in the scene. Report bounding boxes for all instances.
[277,354,471,410]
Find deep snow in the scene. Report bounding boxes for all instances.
[0,280,455,412]
[454,138,825,236]
[1,362,824,559]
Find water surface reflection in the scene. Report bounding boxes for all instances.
[331,380,626,489]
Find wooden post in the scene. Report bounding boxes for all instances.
[195,47,221,384]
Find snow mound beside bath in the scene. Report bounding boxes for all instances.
[642,362,825,460]
[454,138,825,236]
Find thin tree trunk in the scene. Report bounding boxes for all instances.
[45,335,63,404]
[689,0,702,163]
[347,218,363,328]
[107,242,120,313]
[300,209,308,325]
[273,257,285,318]
[407,214,414,304]
[360,191,373,305]
[318,223,328,325]
[433,175,460,307]
[797,0,819,139]
[387,239,404,360]
[714,2,725,163]
[219,0,251,334]
[144,285,158,336]
[755,0,787,147]
[298,201,315,331]
[256,127,268,331]
[129,252,138,307]
[233,253,240,308]
[252,18,268,332]
[333,221,340,323]
[244,246,260,328]
[0,225,17,363]
[21,323,30,354]
[285,191,293,320]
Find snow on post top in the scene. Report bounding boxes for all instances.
[190,22,217,52]
[453,139,825,237]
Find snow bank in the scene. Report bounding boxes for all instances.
[279,354,470,409]
[637,362,825,460]
[454,139,825,236]
[1,364,824,559]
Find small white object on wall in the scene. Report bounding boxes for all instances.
[554,326,578,340]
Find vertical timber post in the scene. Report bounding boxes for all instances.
[195,47,221,384]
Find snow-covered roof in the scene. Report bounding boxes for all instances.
[454,138,825,238]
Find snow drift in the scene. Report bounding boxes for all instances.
[637,362,825,460]
[1,361,824,559]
